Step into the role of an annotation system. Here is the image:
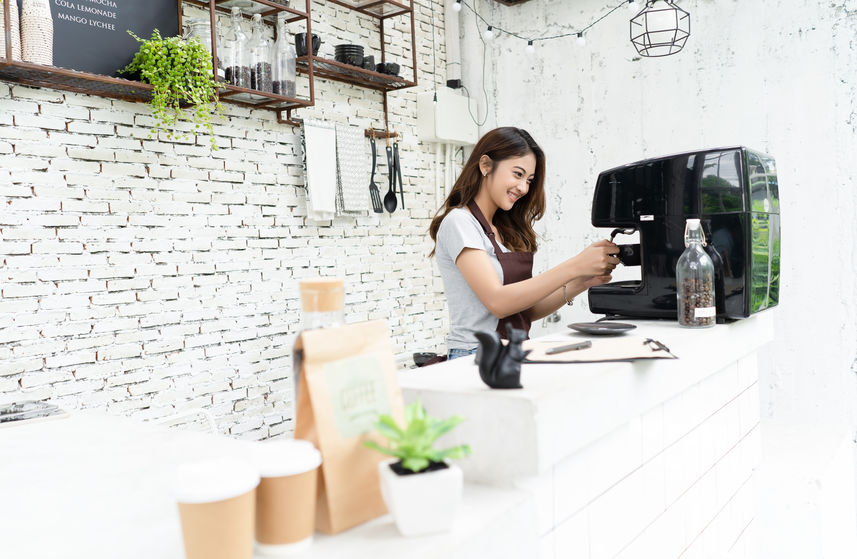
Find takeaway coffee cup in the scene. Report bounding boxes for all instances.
[251,439,322,555]
[174,457,260,559]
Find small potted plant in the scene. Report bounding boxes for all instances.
[120,29,222,150]
[364,400,471,536]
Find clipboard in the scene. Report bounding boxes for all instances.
[523,336,677,364]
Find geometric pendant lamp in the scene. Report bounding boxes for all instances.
[630,0,691,57]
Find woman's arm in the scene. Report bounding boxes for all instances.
[527,275,612,321]
[455,240,619,319]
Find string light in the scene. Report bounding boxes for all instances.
[454,0,689,58]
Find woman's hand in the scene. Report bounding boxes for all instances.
[572,240,620,278]
[582,274,612,289]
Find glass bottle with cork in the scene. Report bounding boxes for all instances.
[249,13,273,92]
[292,278,345,392]
[271,12,296,98]
[676,218,716,327]
[224,6,250,88]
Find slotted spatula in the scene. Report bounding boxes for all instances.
[368,137,383,213]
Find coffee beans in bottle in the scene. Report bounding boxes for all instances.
[676,219,716,328]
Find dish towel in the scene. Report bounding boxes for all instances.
[302,119,337,221]
[335,124,369,215]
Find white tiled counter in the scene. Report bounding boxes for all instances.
[398,312,774,558]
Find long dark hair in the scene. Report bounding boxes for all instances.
[429,127,546,256]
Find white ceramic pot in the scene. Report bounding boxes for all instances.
[377,459,463,536]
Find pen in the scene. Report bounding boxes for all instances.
[545,340,592,355]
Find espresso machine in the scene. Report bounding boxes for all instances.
[588,146,780,321]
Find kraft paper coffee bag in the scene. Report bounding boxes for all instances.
[293,319,405,534]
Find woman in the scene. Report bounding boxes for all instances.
[429,127,620,360]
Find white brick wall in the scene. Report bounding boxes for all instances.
[0,1,451,438]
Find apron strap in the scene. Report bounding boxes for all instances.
[466,201,506,256]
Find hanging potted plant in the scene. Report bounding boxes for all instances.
[120,29,222,150]
[364,400,471,536]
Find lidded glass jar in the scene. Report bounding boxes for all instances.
[249,13,273,92]
[272,12,297,98]
[223,6,250,88]
[676,218,716,328]
[184,18,225,81]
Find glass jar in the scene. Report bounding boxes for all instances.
[184,17,225,82]
[676,218,716,328]
[249,13,272,92]
[292,278,345,396]
[223,6,250,88]
[271,12,296,98]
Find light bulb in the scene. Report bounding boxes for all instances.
[525,40,535,54]
[576,32,586,47]
[627,0,640,12]
[483,26,494,41]
[452,0,461,12]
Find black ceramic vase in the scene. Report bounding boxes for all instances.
[474,324,529,389]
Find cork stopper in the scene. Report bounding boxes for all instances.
[299,278,344,312]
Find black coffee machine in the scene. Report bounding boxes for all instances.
[588,146,780,321]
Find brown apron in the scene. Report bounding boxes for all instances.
[467,201,534,338]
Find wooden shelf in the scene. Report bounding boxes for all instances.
[217,83,312,110]
[183,0,308,23]
[186,0,316,124]
[297,56,414,92]
[0,59,155,104]
[0,0,418,128]
[327,0,411,18]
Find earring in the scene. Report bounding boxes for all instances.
[482,171,486,177]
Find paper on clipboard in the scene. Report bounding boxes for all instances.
[523,336,677,363]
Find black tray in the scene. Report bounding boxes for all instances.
[568,322,637,335]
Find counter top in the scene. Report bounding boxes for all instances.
[0,413,534,559]
[398,312,774,482]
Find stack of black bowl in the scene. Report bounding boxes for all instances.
[334,44,364,67]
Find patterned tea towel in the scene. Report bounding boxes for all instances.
[335,124,369,215]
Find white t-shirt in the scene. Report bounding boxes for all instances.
[435,208,509,350]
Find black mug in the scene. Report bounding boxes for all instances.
[295,33,321,57]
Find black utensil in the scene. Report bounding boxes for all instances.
[369,137,383,213]
[393,142,404,210]
[383,144,397,213]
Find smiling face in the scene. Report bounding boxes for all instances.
[478,152,537,213]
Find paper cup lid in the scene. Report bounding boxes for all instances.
[249,439,322,478]
[174,457,260,504]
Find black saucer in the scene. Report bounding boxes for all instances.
[568,322,637,335]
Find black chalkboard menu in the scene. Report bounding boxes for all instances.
[18,0,180,77]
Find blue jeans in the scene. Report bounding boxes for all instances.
[448,347,477,360]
